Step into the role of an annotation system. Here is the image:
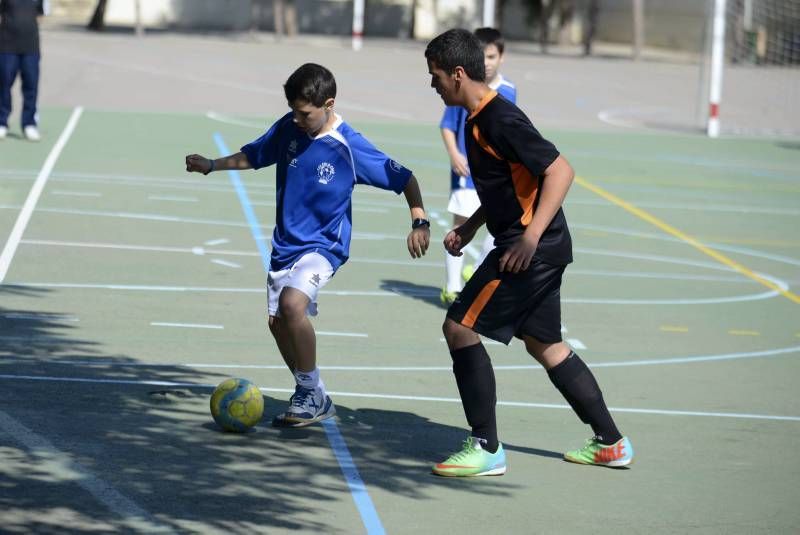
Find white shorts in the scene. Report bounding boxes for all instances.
[447,188,481,218]
[267,252,335,317]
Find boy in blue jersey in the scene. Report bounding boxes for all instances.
[186,63,431,427]
[439,27,516,305]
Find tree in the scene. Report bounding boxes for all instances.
[87,0,107,31]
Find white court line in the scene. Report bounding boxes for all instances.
[569,197,800,217]
[317,331,369,338]
[11,281,786,305]
[0,106,83,283]
[204,238,229,246]
[52,190,102,197]
[210,258,241,269]
[21,238,442,267]
[0,374,797,423]
[0,410,174,533]
[567,338,587,350]
[150,322,224,330]
[147,195,199,203]
[6,344,799,371]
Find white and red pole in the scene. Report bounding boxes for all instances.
[483,0,495,28]
[352,0,365,51]
[707,0,727,137]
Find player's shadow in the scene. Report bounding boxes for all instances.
[251,394,564,496]
[0,283,558,533]
[379,279,446,309]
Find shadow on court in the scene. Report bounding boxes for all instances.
[379,279,445,309]
[0,285,544,532]
[0,286,101,360]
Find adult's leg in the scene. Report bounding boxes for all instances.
[0,53,20,127]
[443,318,498,451]
[19,53,40,128]
[524,335,621,444]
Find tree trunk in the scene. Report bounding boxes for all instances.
[87,0,108,31]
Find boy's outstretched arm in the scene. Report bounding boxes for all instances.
[403,175,430,258]
[185,152,252,175]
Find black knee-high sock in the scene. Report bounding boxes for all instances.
[451,343,498,453]
[547,352,622,445]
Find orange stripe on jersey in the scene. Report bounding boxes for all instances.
[462,279,501,328]
[510,162,538,226]
[472,124,502,160]
[468,90,498,120]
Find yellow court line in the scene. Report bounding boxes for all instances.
[575,176,800,305]
[728,330,761,336]
[660,325,689,333]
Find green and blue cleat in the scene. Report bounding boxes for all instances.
[564,436,634,467]
[432,436,507,477]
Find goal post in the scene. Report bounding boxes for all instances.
[707,0,727,137]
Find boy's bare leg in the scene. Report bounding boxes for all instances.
[276,287,316,373]
[271,287,334,427]
[267,316,297,372]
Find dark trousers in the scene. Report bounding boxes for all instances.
[0,52,40,128]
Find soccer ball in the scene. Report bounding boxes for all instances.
[210,378,264,432]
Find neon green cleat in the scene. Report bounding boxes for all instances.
[432,437,507,477]
[440,287,459,305]
[461,264,475,283]
[564,436,633,467]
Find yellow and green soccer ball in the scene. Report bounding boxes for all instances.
[210,378,264,432]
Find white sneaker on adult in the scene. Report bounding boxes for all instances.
[23,125,41,142]
[0,125,7,139]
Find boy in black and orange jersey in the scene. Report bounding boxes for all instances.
[425,29,633,477]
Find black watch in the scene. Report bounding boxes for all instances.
[412,218,430,230]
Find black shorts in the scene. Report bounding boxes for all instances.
[446,248,566,345]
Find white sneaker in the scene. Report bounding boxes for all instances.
[23,125,41,142]
[282,385,336,426]
[0,126,7,139]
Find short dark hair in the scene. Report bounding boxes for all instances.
[424,29,485,82]
[283,63,337,107]
[474,27,505,54]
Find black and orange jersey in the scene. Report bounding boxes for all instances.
[465,90,572,266]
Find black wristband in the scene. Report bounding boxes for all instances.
[204,159,215,175]
[412,218,430,229]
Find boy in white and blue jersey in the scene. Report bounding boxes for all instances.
[439,27,516,305]
[186,63,430,427]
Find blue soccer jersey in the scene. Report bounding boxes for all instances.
[440,75,516,191]
[241,112,412,272]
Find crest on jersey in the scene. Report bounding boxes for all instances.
[288,139,298,153]
[317,162,335,184]
[389,160,404,173]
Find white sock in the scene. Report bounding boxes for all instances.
[294,367,319,390]
[477,233,494,266]
[445,254,463,293]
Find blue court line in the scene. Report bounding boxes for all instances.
[213,133,386,535]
